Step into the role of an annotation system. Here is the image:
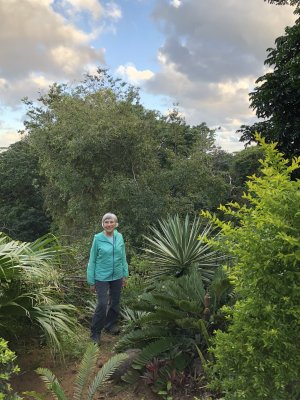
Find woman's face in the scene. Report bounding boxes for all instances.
[103,218,117,235]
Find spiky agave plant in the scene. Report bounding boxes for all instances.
[143,214,224,282]
[24,343,128,400]
[0,232,77,350]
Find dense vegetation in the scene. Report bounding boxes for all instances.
[204,137,300,399]
[1,1,300,397]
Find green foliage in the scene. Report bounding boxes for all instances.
[264,0,300,6]
[0,233,77,351]
[0,140,51,242]
[230,145,264,201]
[143,214,223,281]
[116,269,232,385]
[204,136,300,399]
[25,343,128,400]
[239,15,300,160]
[55,325,90,361]
[120,255,151,309]
[0,338,21,399]
[22,70,231,248]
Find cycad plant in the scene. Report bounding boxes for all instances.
[115,268,232,387]
[143,214,223,282]
[0,232,77,350]
[25,343,128,400]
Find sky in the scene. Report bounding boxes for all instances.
[0,0,297,152]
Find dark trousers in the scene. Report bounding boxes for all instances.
[91,278,123,339]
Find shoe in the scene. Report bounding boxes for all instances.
[104,325,120,335]
[91,334,101,344]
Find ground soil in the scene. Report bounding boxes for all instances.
[11,332,213,400]
[11,332,160,400]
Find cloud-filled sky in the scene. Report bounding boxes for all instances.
[0,0,297,151]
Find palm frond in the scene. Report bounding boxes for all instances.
[115,326,168,351]
[132,338,178,370]
[22,391,47,399]
[87,353,128,400]
[73,343,99,400]
[35,367,68,400]
[33,304,77,350]
[0,232,77,351]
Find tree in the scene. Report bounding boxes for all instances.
[229,145,264,201]
[23,71,163,244]
[0,140,51,241]
[22,69,231,248]
[204,137,300,399]
[238,16,300,159]
[264,0,299,6]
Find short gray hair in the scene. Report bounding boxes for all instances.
[101,213,118,227]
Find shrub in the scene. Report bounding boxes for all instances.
[0,338,21,399]
[116,268,232,391]
[204,136,300,399]
[0,233,78,352]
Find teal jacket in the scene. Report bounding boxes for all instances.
[86,230,129,285]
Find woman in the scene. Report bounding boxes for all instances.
[87,213,128,343]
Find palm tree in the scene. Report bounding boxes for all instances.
[25,343,128,400]
[143,214,224,282]
[0,232,77,350]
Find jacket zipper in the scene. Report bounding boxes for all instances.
[112,234,115,280]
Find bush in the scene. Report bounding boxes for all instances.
[0,338,21,399]
[204,137,300,399]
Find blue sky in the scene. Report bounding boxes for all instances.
[0,0,297,151]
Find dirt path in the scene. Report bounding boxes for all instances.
[11,333,159,400]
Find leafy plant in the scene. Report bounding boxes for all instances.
[120,306,150,332]
[0,233,77,351]
[0,338,22,400]
[143,214,224,281]
[116,268,232,387]
[25,343,128,400]
[204,136,300,399]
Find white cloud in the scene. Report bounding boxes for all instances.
[0,0,106,106]
[104,1,122,20]
[170,0,181,8]
[62,0,103,19]
[144,0,297,150]
[116,64,154,85]
[0,130,22,148]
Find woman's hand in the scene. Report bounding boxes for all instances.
[89,284,96,292]
[122,278,127,288]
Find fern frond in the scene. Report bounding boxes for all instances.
[73,343,99,400]
[87,353,128,400]
[35,368,68,400]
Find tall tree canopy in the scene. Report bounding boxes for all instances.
[22,70,232,247]
[239,15,300,159]
[0,140,51,241]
